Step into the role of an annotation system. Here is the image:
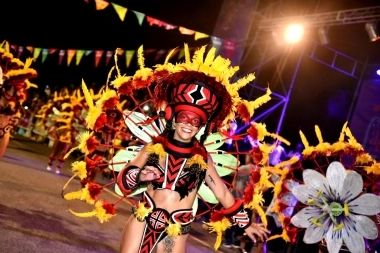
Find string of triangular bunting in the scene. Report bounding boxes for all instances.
[8,38,230,68]
[92,0,210,41]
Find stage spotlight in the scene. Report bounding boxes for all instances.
[318,27,329,45]
[284,24,304,43]
[365,23,380,42]
[376,69,380,76]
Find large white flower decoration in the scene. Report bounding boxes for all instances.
[291,161,380,253]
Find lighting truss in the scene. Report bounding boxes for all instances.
[259,6,380,31]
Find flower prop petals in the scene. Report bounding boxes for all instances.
[348,193,380,216]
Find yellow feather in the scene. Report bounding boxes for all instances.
[192,45,206,66]
[164,47,178,65]
[95,200,116,223]
[146,143,167,159]
[137,45,145,69]
[299,130,309,148]
[71,161,87,179]
[186,154,208,171]
[204,217,232,250]
[69,209,97,218]
[204,47,216,66]
[95,88,117,107]
[184,44,190,64]
[339,122,348,142]
[134,202,152,222]
[165,222,182,237]
[315,125,324,143]
[82,79,94,109]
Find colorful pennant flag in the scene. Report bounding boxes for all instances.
[10,44,18,52]
[105,51,113,66]
[33,48,42,60]
[132,10,145,26]
[179,27,195,35]
[59,50,65,65]
[95,50,104,67]
[155,49,166,62]
[67,49,76,66]
[194,32,209,41]
[116,48,124,55]
[76,50,86,65]
[112,3,128,21]
[49,48,58,54]
[26,46,34,54]
[17,46,24,58]
[85,50,93,56]
[211,36,223,55]
[41,49,49,63]
[95,0,109,10]
[223,40,235,60]
[125,50,135,68]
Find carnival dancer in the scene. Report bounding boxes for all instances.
[46,91,86,174]
[0,41,38,159]
[62,45,286,253]
[114,45,276,253]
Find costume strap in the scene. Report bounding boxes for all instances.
[117,165,141,195]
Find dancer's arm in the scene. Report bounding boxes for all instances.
[117,145,151,194]
[205,155,270,243]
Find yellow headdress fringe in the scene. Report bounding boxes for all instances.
[204,217,232,250]
[69,200,115,223]
[244,187,268,227]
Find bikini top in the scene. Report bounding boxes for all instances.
[148,133,206,200]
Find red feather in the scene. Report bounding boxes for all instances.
[210,210,225,222]
[94,113,107,131]
[247,124,259,140]
[103,97,118,110]
[102,202,116,215]
[243,182,254,204]
[236,103,250,123]
[118,81,134,95]
[87,182,103,199]
[86,137,100,154]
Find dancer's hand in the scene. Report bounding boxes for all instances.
[244,223,270,243]
[139,166,161,182]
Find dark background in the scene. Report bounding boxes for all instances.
[1,0,379,147]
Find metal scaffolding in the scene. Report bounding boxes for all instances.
[259,6,380,30]
[237,3,376,136]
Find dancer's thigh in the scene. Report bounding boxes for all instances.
[0,132,9,159]
[120,216,146,253]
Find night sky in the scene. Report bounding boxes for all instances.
[1,0,380,147]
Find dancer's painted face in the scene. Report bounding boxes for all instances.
[175,111,202,127]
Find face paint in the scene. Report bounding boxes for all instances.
[175,111,202,127]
